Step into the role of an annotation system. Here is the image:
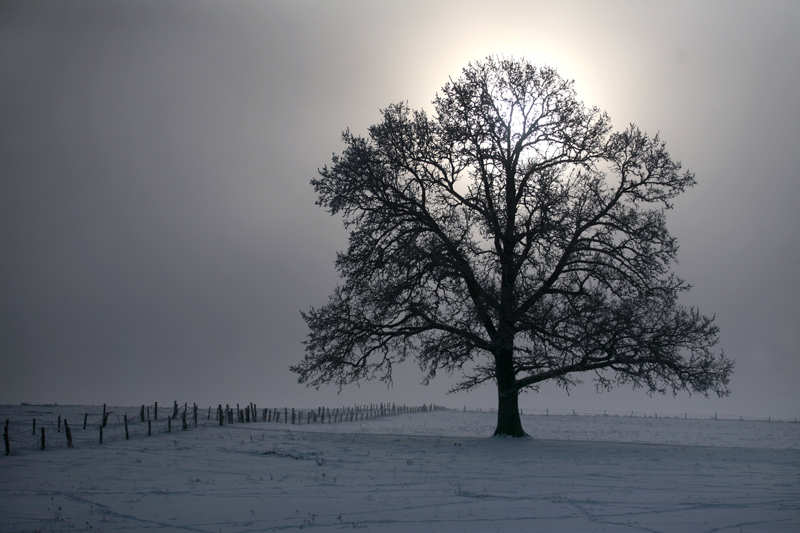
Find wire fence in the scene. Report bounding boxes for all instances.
[1,401,445,456]
[465,406,799,423]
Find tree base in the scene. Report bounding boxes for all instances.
[492,429,530,438]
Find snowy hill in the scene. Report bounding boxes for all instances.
[1,405,798,532]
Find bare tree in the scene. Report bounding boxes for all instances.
[293,57,732,437]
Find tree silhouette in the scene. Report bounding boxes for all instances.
[293,57,732,437]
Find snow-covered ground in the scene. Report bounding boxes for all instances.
[1,404,798,532]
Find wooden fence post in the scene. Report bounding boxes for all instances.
[182,409,187,431]
[168,417,172,433]
[102,404,107,427]
[140,405,145,422]
[32,418,36,435]
[172,401,178,420]
[57,415,61,433]
[154,402,158,420]
[124,414,129,440]
[148,420,152,436]
[84,413,88,429]
[64,420,72,448]
[194,404,198,428]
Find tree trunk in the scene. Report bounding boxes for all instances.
[493,351,527,437]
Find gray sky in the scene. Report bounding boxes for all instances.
[1,0,798,418]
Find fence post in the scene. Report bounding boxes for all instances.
[182,409,187,431]
[154,402,158,420]
[168,417,172,433]
[124,414,129,440]
[148,420,152,436]
[84,413,88,429]
[102,404,107,427]
[140,405,145,422]
[65,420,73,448]
[194,404,198,428]
[172,401,178,420]
[32,418,36,435]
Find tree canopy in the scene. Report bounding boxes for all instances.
[293,57,732,437]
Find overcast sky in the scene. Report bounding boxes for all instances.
[1,0,798,418]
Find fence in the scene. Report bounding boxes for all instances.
[1,401,444,456]
[465,406,799,423]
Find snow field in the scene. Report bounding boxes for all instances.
[1,405,798,532]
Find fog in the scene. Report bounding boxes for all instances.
[1,0,798,418]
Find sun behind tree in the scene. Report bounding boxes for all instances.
[293,57,732,437]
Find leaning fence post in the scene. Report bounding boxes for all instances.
[65,420,73,448]
[84,413,88,429]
